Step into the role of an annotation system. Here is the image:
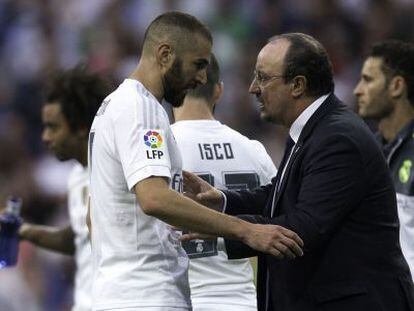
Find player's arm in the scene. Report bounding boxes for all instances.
[135,176,304,259]
[19,224,75,255]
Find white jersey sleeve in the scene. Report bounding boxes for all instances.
[112,94,172,190]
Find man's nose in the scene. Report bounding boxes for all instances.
[353,82,362,96]
[249,78,260,94]
[42,130,51,144]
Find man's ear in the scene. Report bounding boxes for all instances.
[156,43,174,69]
[210,82,223,112]
[388,75,406,99]
[212,82,223,103]
[291,76,307,98]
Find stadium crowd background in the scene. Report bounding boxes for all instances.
[0,0,414,310]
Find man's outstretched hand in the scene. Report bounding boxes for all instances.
[243,223,304,259]
[181,223,304,260]
[183,171,223,211]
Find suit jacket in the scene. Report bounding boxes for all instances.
[223,95,414,311]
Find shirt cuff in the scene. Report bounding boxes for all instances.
[218,190,227,213]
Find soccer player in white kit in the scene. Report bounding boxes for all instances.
[18,66,111,311]
[88,12,303,311]
[172,54,277,311]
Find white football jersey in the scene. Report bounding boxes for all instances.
[88,79,190,310]
[67,163,91,311]
[171,120,277,310]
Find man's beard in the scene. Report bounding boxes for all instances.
[163,58,187,107]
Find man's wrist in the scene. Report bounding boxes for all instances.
[232,218,251,242]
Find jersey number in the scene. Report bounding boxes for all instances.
[197,172,260,190]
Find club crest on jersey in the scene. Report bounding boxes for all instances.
[144,130,163,148]
[144,130,164,159]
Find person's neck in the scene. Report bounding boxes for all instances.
[174,98,215,121]
[129,60,163,103]
[378,100,414,142]
[285,96,317,128]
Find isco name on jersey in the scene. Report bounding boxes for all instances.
[198,143,234,160]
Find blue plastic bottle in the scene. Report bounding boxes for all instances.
[0,197,22,269]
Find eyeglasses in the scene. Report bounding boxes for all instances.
[253,70,285,87]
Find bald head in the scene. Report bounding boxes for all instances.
[257,38,290,75]
[142,12,212,56]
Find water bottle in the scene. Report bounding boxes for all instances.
[0,197,22,269]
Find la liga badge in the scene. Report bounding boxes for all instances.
[144,130,163,149]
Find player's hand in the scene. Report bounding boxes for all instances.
[243,224,304,259]
[183,171,223,211]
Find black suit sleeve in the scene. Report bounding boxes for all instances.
[227,134,366,256]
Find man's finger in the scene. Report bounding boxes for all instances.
[183,171,201,184]
[280,237,304,257]
[275,241,297,259]
[278,226,304,247]
[179,232,217,241]
[182,191,196,200]
[269,248,284,259]
[197,191,215,201]
[183,179,197,193]
[179,233,199,241]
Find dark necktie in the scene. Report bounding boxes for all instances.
[276,135,295,191]
[268,135,295,217]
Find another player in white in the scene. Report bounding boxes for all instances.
[18,66,110,311]
[172,54,277,311]
[88,12,303,311]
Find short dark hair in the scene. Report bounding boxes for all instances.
[369,40,414,104]
[270,33,334,97]
[143,11,212,54]
[44,65,112,132]
[186,53,220,101]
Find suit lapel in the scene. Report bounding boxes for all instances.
[270,94,342,217]
[296,94,340,144]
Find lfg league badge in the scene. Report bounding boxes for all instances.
[144,130,164,159]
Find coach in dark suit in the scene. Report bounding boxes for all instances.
[183,33,414,311]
